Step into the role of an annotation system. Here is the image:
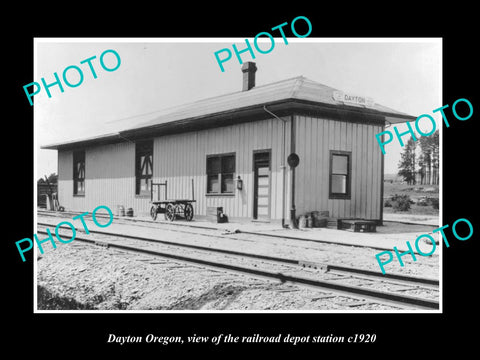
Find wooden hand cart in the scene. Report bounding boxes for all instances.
[150,179,196,222]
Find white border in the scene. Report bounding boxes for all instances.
[34,37,443,314]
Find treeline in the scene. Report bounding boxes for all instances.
[398,130,439,185]
[38,173,58,184]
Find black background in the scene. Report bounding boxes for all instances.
[5,4,478,355]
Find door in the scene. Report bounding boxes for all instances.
[253,151,271,220]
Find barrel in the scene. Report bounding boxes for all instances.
[126,207,134,217]
[306,215,313,228]
[116,205,125,216]
[311,211,319,227]
[298,215,307,229]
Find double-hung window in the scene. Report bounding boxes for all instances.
[329,150,351,199]
[206,153,235,195]
[73,150,85,196]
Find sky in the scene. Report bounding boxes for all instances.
[34,38,442,179]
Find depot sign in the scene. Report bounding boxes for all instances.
[333,90,375,109]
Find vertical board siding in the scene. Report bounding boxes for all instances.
[152,118,286,220]
[294,115,383,221]
[58,150,74,210]
[57,113,382,222]
[58,142,151,216]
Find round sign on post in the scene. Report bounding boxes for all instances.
[287,153,300,168]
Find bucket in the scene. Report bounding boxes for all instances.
[298,215,307,229]
[311,211,319,227]
[306,215,313,228]
[116,205,125,216]
[126,207,134,217]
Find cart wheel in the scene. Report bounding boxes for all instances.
[184,203,194,221]
[150,205,158,221]
[165,203,175,221]
[174,204,183,218]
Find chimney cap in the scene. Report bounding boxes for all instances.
[241,61,257,72]
[241,62,257,91]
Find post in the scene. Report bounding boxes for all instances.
[379,125,385,226]
[191,178,195,201]
[290,167,297,228]
[290,115,298,229]
[165,180,168,201]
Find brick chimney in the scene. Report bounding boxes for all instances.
[241,62,257,91]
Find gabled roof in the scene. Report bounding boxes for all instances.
[123,76,412,130]
[42,76,416,150]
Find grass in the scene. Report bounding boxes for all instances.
[383,181,439,216]
[383,204,439,216]
[384,182,439,199]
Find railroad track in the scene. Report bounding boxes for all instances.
[36,212,440,277]
[37,221,440,310]
[37,210,438,252]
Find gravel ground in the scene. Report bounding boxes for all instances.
[37,243,406,311]
[36,214,439,311]
[39,213,440,280]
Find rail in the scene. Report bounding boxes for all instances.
[37,224,440,310]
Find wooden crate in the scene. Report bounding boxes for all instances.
[339,219,376,233]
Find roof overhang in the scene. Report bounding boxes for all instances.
[41,99,416,151]
[41,132,125,151]
[384,115,418,125]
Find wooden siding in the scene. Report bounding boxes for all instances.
[57,114,383,221]
[153,118,289,220]
[58,142,151,216]
[58,117,291,220]
[294,115,383,221]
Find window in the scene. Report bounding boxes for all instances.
[136,140,153,195]
[329,150,351,199]
[206,153,235,194]
[73,150,85,196]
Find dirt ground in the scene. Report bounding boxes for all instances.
[37,243,405,311]
[35,212,440,311]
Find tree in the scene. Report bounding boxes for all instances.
[417,152,426,185]
[37,173,58,185]
[418,137,431,184]
[417,130,439,185]
[46,173,58,184]
[431,131,439,185]
[398,137,417,185]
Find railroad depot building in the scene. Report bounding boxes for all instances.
[42,62,415,226]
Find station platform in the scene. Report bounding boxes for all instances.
[37,210,440,254]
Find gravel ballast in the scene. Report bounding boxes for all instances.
[37,243,406,311]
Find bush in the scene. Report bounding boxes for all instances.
[384,198,392,207]
[427,197,439,209]
[390,194,411,212]
[417,197,428,206]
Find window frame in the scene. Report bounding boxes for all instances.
[135,140,154,196]
[329,150,352,200]
[206,152,236,196]
[73,150,86,196]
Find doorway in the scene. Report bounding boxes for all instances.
[253,151,271,220]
